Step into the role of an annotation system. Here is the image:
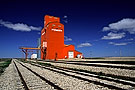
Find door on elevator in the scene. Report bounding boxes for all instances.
[68,51,74,58]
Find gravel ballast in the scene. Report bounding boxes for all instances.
[44,61,135,78]
[1,59,135,90]
[20,60,111,90]
[0,60,24,90]
[14,60,55,90]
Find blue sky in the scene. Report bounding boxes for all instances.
[0,0,135,58]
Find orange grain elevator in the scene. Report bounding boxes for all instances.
[41,15,82,60]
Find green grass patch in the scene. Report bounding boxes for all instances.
[0,59,12,75]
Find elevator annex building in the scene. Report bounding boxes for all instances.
[41,15,82,60]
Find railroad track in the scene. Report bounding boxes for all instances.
[13,61,29,90]
[34,60,135,79]
[47,66,135,86]
[53,60,135,65]
[40,60,135,70]
[18,60,135,90]
[15,60,111,90]
[13,59,63,90]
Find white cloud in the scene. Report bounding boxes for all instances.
[102,32,125,40]
[38,32,41,35]
[126,38,134,41]
[77,42,92,48]
[109,42,128,46]
[64,15,67,18]
[102,18,135,34]
[0,19,42,31]
[63,20,68,23]
[63,15,68,23]
[64,36,72,41]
